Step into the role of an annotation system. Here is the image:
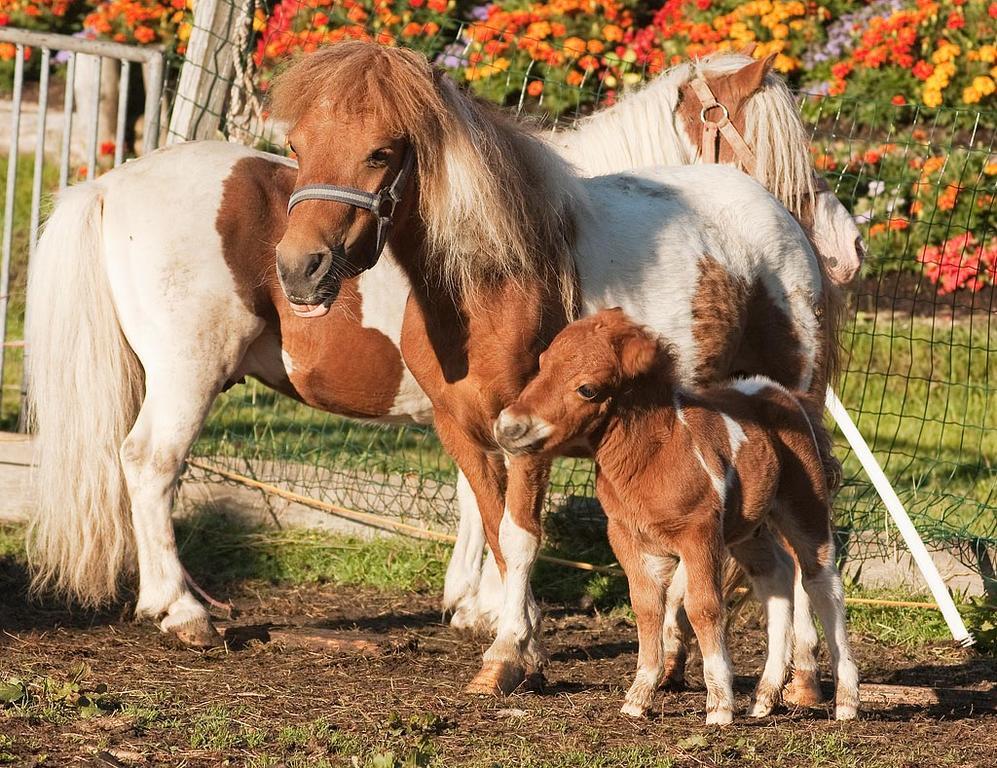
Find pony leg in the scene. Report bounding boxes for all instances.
[660,559,691,689]
[607,521,668,718]
[730,529,794,717]
[784,565,825,707]
[444,470,488,630]
[678,533,735,725]
[120,367,225,647]
[468,454,549,695]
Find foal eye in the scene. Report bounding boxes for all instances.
[366,148,391,168]
[576,384,597,400]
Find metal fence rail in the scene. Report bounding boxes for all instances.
[0,28,166,422]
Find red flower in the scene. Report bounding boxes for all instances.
[990,3,997,19]
[912,60,934,80]
[891,94,906,106]
[946,12,964,30]
[99,141,115,157]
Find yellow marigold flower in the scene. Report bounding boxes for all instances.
[526,22,551,40]
[984,162,997,176]
[963,86,981,105]
[980,45,996,65]
[771,23,789,39]
[992,66,997,79]
[774,53,796,73]
[973,76,996,96]
[789,19,804,30]
[931,44,961,64]
[922,88,943,108]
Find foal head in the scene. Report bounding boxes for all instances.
[494,309,669,456]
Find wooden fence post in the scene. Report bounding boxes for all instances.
[167,0,250,143]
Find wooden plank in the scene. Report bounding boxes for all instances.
[167,0,249,142]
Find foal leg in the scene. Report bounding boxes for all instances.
[729,528,794,717]
[784,565,825,707]
[660,560,692,689]
[607,521,668,717]
[678,534,735,725]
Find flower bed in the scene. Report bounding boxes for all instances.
[2,0,995,294]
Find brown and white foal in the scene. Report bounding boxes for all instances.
[494,309,859,724]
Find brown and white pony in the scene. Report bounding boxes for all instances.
[25,45,843,697]
[493,308,860,723]
[265,41,834,697]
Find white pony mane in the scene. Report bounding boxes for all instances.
[554,52,816,218]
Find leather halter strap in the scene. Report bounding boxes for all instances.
[287,148,416,271]
[689,77,757,177]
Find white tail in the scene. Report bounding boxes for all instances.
[25,182,144,605]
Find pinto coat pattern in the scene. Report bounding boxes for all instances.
[495,309,860,723]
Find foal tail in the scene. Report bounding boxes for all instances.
[25,182,144,605]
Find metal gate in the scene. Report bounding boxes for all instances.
[0,27,165,425]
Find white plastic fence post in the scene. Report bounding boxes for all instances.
[825,387,975,647]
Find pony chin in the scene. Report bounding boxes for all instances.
[290,302,333,318]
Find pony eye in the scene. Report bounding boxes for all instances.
[366,148,391,168]
[576,384,597,400]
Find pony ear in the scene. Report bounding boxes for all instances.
[730,52,777,96]
[618,329,659,381]
[738,42,758,58]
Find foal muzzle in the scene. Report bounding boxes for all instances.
[287,148,416,275]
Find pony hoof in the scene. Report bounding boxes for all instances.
[706,709,734,726]
[784,674,824,707]
[172,618,223,649]
[748,683,781,717]
[465,661,526,696]
[835,703,859,721]
[620,701,648,718]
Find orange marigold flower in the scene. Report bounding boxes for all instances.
[527,80,543,97]
[566,70,585,87]
[587,39,604,54]
[562,37,586,57]
[869,223,887,237]
[602,24,623,42]
[888,218,909,231]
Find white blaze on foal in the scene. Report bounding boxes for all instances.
[494,309,859,723]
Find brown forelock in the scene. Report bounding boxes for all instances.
[270,41,578,315]
[216,155,405,418]
[677,54,775,167]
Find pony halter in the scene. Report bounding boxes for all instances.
[287,148,416,271]
[688,78,758,176]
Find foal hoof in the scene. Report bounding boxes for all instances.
[706,709,734,726]
[620,701,649,718]
[784,673,824,707]
[465,661,526,696]
[172,618,223,649]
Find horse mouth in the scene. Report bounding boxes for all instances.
[290,301,333,318]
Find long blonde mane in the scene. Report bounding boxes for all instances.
[270,42,580,314]
[557,52,816,219]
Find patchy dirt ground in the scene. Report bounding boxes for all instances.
[1,570,996,767]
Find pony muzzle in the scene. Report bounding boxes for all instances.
[275,244,343,318]
[493,409,552,455]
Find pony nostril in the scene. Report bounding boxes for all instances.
[500,419,529,440]
[304,251,327,279]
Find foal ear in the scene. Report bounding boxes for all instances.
[730,52,777,96]
[619,330,659,380]
[737,43,758,58]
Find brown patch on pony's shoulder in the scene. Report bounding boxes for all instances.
[216,155,296,316]
[690,255,749,384]
[734,282,805,390]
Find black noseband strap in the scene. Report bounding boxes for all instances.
[287,148,416,271]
